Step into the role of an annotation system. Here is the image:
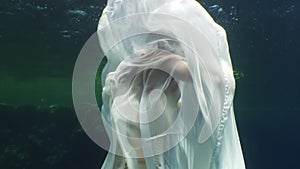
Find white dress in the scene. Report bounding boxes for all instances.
[97,0,246,168]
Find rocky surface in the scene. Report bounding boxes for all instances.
[0,103,107,169]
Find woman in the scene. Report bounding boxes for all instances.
[97,0,246,168]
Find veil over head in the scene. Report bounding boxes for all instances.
[97,0,245,168]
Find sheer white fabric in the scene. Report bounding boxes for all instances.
[97,0,245,168]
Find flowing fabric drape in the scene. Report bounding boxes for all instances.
[97,0,246,168]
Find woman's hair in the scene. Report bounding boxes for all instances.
[145,33,184,56]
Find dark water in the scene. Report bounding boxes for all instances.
[0,0,299,169]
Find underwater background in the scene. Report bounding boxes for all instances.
[0,0,299,169]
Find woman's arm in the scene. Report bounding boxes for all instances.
[161,56,192,82]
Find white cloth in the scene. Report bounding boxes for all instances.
[98,0,246,168]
